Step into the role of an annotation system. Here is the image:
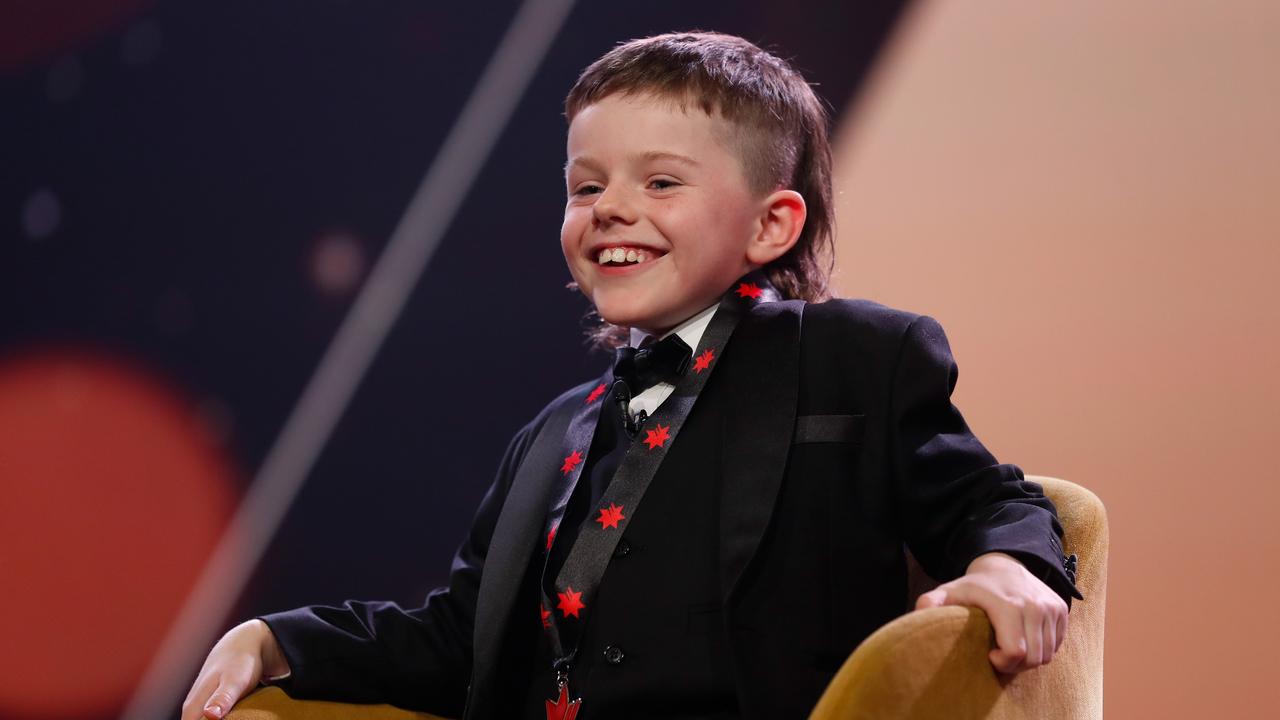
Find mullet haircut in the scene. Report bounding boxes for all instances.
[565,31,836,348]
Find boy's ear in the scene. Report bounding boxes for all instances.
[746,189,807,266]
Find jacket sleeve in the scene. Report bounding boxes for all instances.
[888,315,1083,607]
[255,417,540,716]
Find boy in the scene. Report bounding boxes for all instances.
[184,31,1081,720]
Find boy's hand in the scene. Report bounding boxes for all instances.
[181,619,290,720]
[914,552,1068,674]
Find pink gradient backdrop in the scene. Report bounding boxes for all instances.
[831,1,1280,716]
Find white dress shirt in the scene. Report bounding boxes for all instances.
[625,303,718,421]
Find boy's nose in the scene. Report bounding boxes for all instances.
[592,186,638,226]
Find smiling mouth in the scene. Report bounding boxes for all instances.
[594,245,664,267]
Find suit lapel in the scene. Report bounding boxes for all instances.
[468,394,579,717]
[719,300,803,603]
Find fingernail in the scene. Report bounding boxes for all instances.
[206,704,223,718]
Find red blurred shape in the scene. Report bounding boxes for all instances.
[0,0,153,73]
[0,350,238,718]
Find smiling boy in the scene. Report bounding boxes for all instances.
[184,32,1081,720]
[562,92,802,334]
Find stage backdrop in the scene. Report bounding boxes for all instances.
[0,1,904,718]
[4,0,1275,718]
[832,1,1280,717]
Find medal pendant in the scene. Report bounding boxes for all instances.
[545,682,582,720]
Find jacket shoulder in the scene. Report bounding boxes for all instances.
[530,378,600,430]
[534,378,601,423]
[502,378,601,470]
[802,297,928,348]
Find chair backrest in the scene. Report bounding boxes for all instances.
[809,475,1109,720]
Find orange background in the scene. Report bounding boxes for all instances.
[831,1,1280,716]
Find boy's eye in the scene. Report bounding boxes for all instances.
[649,178,679,190]
[573,184,602,196]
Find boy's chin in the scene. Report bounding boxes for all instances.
[594,305,661,333]
[595,310,645,331]
[596,310,689,337]
[592,291,703,334]
[591,296,637,326]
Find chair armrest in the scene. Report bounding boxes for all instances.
[810,606,1008,720]
[225,687,451,720]
[810,475,1109,720]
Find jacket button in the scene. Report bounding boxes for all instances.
[603,645,625,665]
[612,539,631,558]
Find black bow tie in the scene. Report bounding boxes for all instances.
[611,333,692,437]
[613,333,693,395]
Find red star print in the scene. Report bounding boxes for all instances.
[693,348,715,373]
[736,282,764,299]
[557,587,585,618]
[585,383,606,404]
[560,450,583,475]
[595,503,626,529]
[643,423,671,450]
[540,602,551,629]
[546,522,558,551]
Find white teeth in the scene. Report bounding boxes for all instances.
[595,247,652,265]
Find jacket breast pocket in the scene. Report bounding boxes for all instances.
[792,414,866,445]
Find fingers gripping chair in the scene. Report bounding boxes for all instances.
[809,475,1109,720]
[228,475,1107,720]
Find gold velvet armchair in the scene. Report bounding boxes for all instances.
[228,475,1107,720]
[808,475,1108,719]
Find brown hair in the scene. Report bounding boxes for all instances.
[566,31,836,347]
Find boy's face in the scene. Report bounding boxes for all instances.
[562,93,765,335]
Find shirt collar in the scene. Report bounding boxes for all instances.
[629,303,719,351]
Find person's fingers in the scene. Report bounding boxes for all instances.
[1041,611,1056,665]
[1055,606,1069,652]
[180,622,272,720]
[986,607,1028,674]
[930,583,1028,674]
[181,674,219,720]
[202,667,257,720]
[202,681,238,720]
[1021,605,1044,669]
[914,587,948,610]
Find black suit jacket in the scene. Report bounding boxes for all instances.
[261,298,1079,719]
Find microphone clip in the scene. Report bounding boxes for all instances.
[611,379,647,438]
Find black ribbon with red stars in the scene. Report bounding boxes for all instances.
[535,272,779,701]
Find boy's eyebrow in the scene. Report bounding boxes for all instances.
[637,150,702,166]
[564,151,702,174]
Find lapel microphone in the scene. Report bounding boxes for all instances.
[610,379,649,438]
